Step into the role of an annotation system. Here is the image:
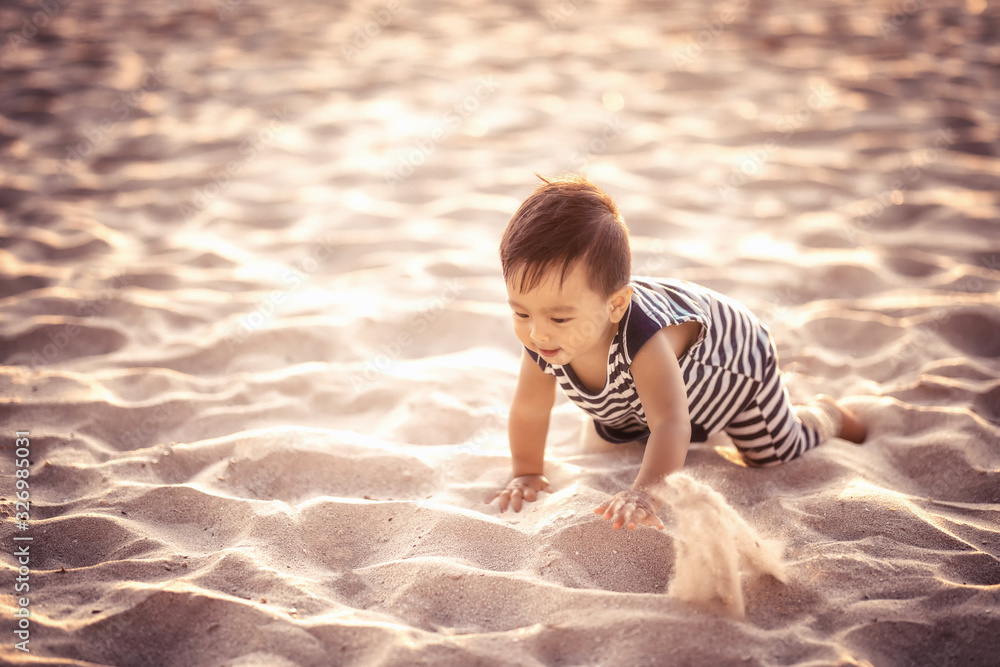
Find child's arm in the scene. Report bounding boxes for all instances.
[594,326,693,530]
[490,349,557,512]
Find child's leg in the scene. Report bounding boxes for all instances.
[724,358,861,466]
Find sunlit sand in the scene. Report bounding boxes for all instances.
[1,0,998,665]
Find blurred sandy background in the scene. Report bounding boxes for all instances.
[1,0,999,665]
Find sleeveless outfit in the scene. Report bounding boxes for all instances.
[525,277,840,465]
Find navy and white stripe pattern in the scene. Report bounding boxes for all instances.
[526,277,822,466]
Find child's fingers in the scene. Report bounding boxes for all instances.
[623,502,643,529]
[599,495,662,530]
[496,490,509,512]
[496,479,553,515]
[493,476,551,515]
[633,505,665,530]
[509,487,524,512]
[595,493,662,530]
[609,500,630,527]
[604,494,627,530]
[626,506,647,529]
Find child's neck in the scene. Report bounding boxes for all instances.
[568,321,618,393]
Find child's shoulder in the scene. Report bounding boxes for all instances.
[632,276,756,320]
[632,275,709,298]
[623,278,709,363]
[628,277,711,321]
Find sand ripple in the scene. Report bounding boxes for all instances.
[2,0,999,665]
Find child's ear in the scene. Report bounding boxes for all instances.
[608,285,633,323]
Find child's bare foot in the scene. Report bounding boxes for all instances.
[819,396,867,444]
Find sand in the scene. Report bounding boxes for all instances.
[1,0,999,665]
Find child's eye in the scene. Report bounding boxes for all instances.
[513,312,529,319]
[551,318,571,324]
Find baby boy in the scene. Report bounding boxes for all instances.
[490,175,866,530]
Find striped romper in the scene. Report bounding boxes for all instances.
[525,277,838,465]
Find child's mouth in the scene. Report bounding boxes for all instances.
[539,347,560,358]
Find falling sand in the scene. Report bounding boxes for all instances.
[664,473,787,619]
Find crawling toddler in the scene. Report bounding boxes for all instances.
[489,175,866,530]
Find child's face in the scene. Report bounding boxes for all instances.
[506,261,629,367]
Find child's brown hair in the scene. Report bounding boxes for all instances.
[500,175,631,297]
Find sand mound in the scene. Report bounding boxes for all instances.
[2,0,999,665]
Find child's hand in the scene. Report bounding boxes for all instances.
[490,474,551,513]
[594,488,665,530]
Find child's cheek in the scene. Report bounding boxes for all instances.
[575,319,598,345]
[512,318,530,341]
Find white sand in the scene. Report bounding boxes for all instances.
[1,0,999,665]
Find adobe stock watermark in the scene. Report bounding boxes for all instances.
[957,253,1000,293]
[886,252,998,372]
[178,108,293,221]
[57,62,167,182]
[340,0,407,62]
[758,285,801,329]
[632,238,679,279]
[926,610,997,667]
[213,0,246,20]
[12,429,33,654]
[878,0,929,38]
[673,0,750,70]
[383,77,500,190]
[844,127,958,244]
[717,82,835,203]
[570,115,626,169]
[349,279,464,393]
[223,234,337,351]
[545,0,586,27]
[457,408,507,454]
[4,0,71,56]
[26,271,134,369]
